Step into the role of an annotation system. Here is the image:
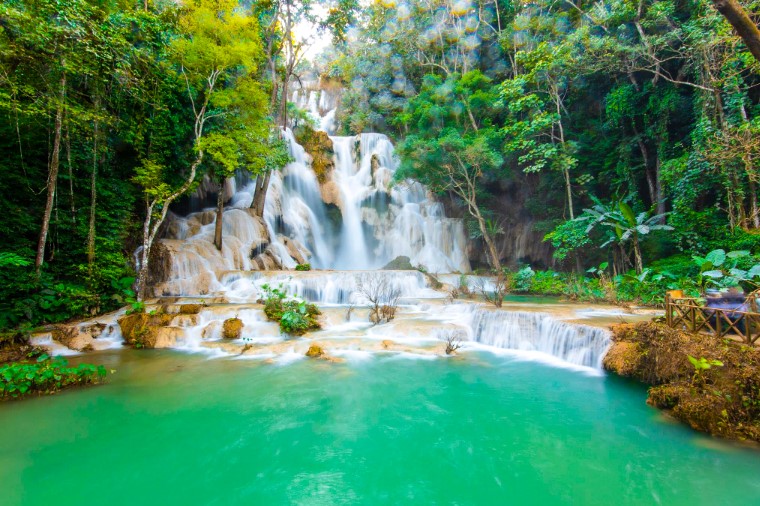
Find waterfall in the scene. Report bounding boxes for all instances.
[460,307,611,369]
[151,120,469,295]
[217,270,442,304]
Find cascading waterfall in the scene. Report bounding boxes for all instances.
[98,82,617,372]
[461,307,611,369]
[153,122,470,295]
[218,270,442,304]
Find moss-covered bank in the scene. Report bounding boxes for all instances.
[604,322,760,442]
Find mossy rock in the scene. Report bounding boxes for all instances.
[294,125,334,183]
[382,256,414,270]
[602,341,643,377]
[178,304,204,315]
[118,313,174,349]
[306,344,324,358]
[222,318,244,339]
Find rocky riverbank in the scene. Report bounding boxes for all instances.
[604,322,760,442]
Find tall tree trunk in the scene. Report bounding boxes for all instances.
[65,123,75,224]
[251,170,272,218]
[632,235,644,274]
[654,154,665,217]
[35,71,66,274]
[214,180,224,251]
[712,0,760,63]
[563,166,574,220]
[472,207,501,270]
[88,102,99,266]
[749,178,759,229]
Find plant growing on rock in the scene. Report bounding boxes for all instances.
[354,274,401,325]
[440,330,465,355]
[688,355,724,385]
[475,271,511,308]
[259,283,320,335]
[111,277,144,315]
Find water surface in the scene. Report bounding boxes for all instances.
[1,350,758,505]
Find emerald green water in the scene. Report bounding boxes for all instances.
[2,350,759,505]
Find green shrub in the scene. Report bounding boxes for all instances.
[0,354,107,400]
[259,283,321,334]
[295,263,311,271]
[513,266,535,292]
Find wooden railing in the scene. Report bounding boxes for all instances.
[665,295,760,345]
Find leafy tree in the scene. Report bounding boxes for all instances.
[133,0,265,298]
[583,200,673,274]
[395,72,505,269]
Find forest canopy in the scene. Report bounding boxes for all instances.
[1,0,760,332]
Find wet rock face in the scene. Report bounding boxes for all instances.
[118,313,175,349]
[51,323,106,352]
[178,304,204,315]
[294,125,335,184]
[382,256,414,270]
[305,344,324,357]
[222,318,243,339]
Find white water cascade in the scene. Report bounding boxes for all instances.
[152,122,469,295]
[82,82,619,373]
[463,307,612,369]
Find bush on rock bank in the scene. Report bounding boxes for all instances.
[605,322,760,442]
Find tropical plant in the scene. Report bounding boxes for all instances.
[0,353,107,399]
[692,249,760,293]
[583,200,673,274]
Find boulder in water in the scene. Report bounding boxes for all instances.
[118,312,175,349]
[382,256,414,270]
[306,344,324,358]
[222,318,243,339]
[51,322,106,351]
[178,304,204,315]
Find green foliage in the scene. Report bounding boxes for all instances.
[544,219,592,261]
[0,353,107,400]
[259,283,320,335]
[110,277,144,315]
[513,266,535,292]
[295,263,311,271]
[688,355,724,371]
[692,249,760,293]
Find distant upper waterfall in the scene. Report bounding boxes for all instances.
[151,117,469,295]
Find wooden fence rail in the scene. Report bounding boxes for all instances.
[665,296,760,345]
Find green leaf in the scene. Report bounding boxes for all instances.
[747,265,760,279]
[618,202,636,226]
[702,270,724,279]
[726,250,750,259]
[705,249,726,267]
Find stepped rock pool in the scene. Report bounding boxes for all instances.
[2,348,759,505]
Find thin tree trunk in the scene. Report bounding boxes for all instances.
[654,153,665,217]
[65,123,75,224]
[633,235,643,274]
[88,102,99,266]
[35,71,66,274]
[712,0,760,63]
[214,180,224,251]
[252,170,272,218]
[749,178,759,229]
[563,166,574,220]
[473,207,501,270]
